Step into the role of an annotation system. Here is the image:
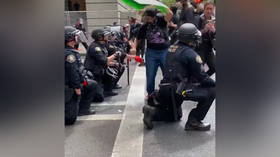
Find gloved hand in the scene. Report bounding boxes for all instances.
[134,56,143,63]
[114,51,122,58]
[82,69,94,79]
[86,70,94,79]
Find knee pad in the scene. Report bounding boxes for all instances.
[85,79,98,91]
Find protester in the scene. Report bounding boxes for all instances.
[136,7,173,96]
[168,5,179,45]
[179,0,196,26]
[197,1,216,76]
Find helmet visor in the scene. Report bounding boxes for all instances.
[195,30,202,44]
[75,30,88,44]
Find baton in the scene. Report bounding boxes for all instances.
[127,58,130,85]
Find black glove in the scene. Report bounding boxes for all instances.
[86,70,94,79]
[82,69,94,79]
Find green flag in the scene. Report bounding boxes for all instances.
[120,0,146,10]
[120,0,169,13]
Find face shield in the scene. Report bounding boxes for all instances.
[104,30,111,36]
[110,32,117,41]
[195,30,202,44]
[103,30,110,42]
[187,30,202,49]
[74,30,88,44]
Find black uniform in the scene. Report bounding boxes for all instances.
[65,46,98,124]
[84,42,108,81]
[165,43,215,121]
[108,40,128,62]
[65,47,83,89]
[84,41,119,96]
[145,42,215,127]
[106,41,126,78]
[129,23,142,41]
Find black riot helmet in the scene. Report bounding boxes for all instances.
[65,26,88,46]
[177,23,202,48]
[65,26,78,42]
[91,28,110,41]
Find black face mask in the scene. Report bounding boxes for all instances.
[74,42,79,47]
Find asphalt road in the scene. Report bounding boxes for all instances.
[65,56,215,157]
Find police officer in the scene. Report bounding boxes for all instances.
[65,26,97,125]
[84,29,118,97]
[143,23,215,131]
[106,33,126,89]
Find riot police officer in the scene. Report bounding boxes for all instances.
[106,33,126,89]
[84,29,118,97]
[65,26,97,125]
[143,23,215,131]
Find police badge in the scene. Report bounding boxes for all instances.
[66,54,76,63]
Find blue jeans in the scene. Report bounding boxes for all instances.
[145,48,168,95]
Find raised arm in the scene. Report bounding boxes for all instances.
[164,7,173,22]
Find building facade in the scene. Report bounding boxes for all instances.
[65,0,136,34]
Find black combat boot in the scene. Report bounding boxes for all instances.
[92,94,104,103]
[104,91,118,97]
[113,84,122,89]
[78,108,96,116]
[142,105,156,130]
[185,119,211,131]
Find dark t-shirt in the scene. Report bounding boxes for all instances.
[137,15,170,50]
[129,23,141,40]
[179,8,195,25]
[198,15,216,45]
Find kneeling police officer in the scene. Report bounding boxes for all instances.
[143,23,215,131]
[84,29,119,97]
[65,26,97,125]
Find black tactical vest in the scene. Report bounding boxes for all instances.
[65,48,83,87]
[84,42,108,76]
[164,45,189,82]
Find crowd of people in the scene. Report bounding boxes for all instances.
[65,0,216,131]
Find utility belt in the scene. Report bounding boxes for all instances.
[160,79,198,98]
[92,67,105,76]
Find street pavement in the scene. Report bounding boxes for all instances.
[65,54,216,157]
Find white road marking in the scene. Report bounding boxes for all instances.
[77,114,123,121]
[111,66,146,157]
[91,101,127,106]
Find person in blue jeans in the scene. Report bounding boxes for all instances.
[136,7,173,96]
